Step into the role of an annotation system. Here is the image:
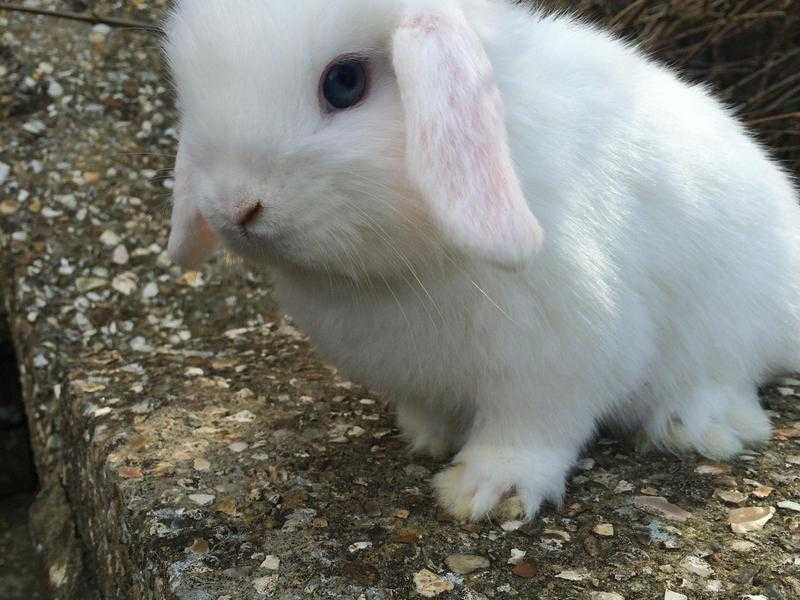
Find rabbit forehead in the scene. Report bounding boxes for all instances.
[168,0,399,43]
[167,0,400,146]
[166,0,398,89]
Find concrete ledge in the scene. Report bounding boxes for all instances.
[2,4,800,600]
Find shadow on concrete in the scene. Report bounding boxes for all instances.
[0,322,46,599]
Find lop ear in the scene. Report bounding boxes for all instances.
[167,143,221,269]
[392,4,543,268]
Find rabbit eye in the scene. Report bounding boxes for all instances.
[321,58,368,111]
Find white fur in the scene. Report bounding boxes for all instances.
[165,0,800,521]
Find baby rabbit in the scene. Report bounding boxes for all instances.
[164,0,800,521]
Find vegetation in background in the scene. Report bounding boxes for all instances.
[539,0,800,175]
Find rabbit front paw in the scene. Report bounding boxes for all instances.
[432,447,569,522]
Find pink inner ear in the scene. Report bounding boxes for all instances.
[393,7,543,269]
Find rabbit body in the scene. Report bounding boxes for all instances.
[166,0,800,520]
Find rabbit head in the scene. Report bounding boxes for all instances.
[165,0,543,276]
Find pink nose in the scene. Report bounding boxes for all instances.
[234,202,263,227]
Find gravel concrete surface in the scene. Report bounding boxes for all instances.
[1,2,800,599]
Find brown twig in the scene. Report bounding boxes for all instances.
[0,2,160,33]
[746,112,800,126]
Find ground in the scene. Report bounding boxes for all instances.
[0,494,47,599]
[1,2,800,599]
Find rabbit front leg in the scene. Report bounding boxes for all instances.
[433,383,596,522]
[396,400,467,459]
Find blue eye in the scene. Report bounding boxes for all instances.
[322,59,368,111]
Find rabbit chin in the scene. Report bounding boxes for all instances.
[215,225,353,277]
[217,228,303,268]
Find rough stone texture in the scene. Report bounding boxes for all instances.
[1,2,800,599]
[28,483,98,600]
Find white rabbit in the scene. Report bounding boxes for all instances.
[164,0,800,521]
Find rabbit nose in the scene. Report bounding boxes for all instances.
[234,202,263,227]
